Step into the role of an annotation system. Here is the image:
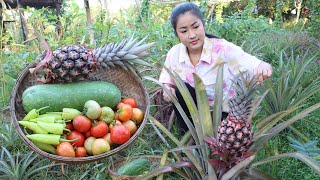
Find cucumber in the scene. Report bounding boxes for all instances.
[22,81,121,113]
[116,158,151,176]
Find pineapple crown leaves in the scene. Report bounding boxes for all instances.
[93,35,155,72]
[228,72,260,122]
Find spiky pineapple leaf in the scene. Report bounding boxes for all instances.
[139,161,195,180]
[251,102,320,151]
[248,167,276,180]
[194,74,213,136]
[212,63,224,139]
[255,106,300,137]
[287,137,320,158]
[143,76,199,145]
[0,147,62,180]
[148,115,205,178]
[193,74,217,178]
[156,150,169,180]
[221,155,256,180]
[249,152,320,176]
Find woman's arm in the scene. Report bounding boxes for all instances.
[223,39,272,82]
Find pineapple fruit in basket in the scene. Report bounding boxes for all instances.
[32,36,154,83]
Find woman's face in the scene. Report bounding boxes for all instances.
[175,11,205,54]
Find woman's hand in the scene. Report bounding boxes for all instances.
[163,84,176,102]
[254,61,272,83]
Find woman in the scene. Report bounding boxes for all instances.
[159,2,272,131]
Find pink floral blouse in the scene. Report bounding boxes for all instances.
[159,37,262,112]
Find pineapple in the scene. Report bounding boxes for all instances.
[203,73,258,175]
[33,36,154,83]
[217,74,257,157]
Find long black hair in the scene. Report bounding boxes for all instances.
[170,2,219,39]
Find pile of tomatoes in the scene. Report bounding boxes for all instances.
[58,97,144,157]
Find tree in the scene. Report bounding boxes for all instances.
[84,0,94,44]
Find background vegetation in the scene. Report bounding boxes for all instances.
[0,0,319,179]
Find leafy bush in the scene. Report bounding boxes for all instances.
[241,30,319,63]
[206,14,276,43]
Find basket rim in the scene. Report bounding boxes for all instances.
[10,62,150,164]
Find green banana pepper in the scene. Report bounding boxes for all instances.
[61,108,82,120]
[30,116,56,123]
[37,121,69,135]
[32,141,56,154]
[26,134,76,145]
[38,113,62,120]
[18,121,48,134]
[22,106,50,121]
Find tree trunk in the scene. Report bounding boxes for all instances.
[103,0,108,12]
[84,0,94,45]
[55,1,63,40]
[295,0,303,24]
[0,2,2,30]
[17,0,28,43]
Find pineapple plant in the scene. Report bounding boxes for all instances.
[204,73,258,175]
[32,36,154,83]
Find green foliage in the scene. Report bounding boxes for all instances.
[207,14,275,43]
[241,30,319,63]
[0,147,62,179]
[274,0,283,27]
[242,0,256,17]
[305,0,320,39]
[0,74,15,107]
[261,50,320,114]
[0,122,19,149]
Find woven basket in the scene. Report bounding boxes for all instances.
[10,62,150,164]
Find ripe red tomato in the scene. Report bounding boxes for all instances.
[56,142,75,157]
[75,147,87,157]
[132,108,144,125]
[117,104,133,122]
[110,124,131,144]
[122,120,137,136]
[67,131,85,147]
[84,130,91,138]
[73,115,92,132]
[65,122,74,131]
[121,97,137,108]
[91,121,108,138]
[109,120,122,131]
[116,102,125,110]
[64,122,74,134]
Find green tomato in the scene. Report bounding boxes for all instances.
[84,136,96,155]
[83,100,102,120]
[98,106,115,124]
[92,138,110,155]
